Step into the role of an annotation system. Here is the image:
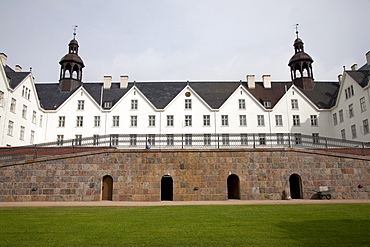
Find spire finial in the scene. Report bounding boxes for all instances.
[294,24,299,38]
[72,25,78,39]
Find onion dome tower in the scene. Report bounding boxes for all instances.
[288,25,314,90]
[59,26,85,91]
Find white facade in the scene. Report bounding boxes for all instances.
[1,47,369,147]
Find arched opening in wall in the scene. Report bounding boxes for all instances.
[161,175,173,201]
[102,175,113,201]
[289,174,303,199]
[227,174,240,199]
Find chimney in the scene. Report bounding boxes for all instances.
[103,76,112,89]
[15,65,22,72]
[351,64,358,71]
[338,74,343,84]
[262,75,271,88]
[0,53,7,65]
[247,75,255,89]
[366,51,370,66]
[120,75,129,88]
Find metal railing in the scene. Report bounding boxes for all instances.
[1,133,369,163]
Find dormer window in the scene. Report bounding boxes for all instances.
[263,100,272,108]
[104,101,112,109]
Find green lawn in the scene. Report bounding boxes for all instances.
[0,204,369,246]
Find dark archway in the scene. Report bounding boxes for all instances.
[102,175,113,200]
[161,175,173,201]
[227,174,240,199]
[289,174,303,199]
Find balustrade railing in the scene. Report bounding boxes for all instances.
[1,133,369,163]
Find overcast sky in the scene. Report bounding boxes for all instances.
[1,0,370,83]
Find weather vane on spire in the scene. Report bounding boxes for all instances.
[294,24,299,38]
[72,25,78,39]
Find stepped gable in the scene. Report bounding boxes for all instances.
[4,65,30,89]
[35,83,78,110]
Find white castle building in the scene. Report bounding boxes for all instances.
[0,34,369,147]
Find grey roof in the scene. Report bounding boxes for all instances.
[4,65,30,89]
[35,83,78,110]
[35,80,339,111]
[346,63,370,88]
[300,81,339,109]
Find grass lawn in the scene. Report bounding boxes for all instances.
[0,204,369,246]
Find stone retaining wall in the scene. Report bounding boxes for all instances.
[0,148,369,202]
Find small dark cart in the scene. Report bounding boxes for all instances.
[317,190,332,200]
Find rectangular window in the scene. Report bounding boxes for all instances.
[131,116,137,127]
[77,100,84,110]
[294,133,302,145]
[110,134,119,146]
[293,115,300,126]
[263,100,272,108]
[32,111,36,124]
[312,133,319,144]
[76,116,83,127]
[113,116,120,127]
[7,121,13,136]
[203,115,210,126]
[185,134,192,146]
[310,115,318,126]
[275,115,283,126]
[351,124,357,139]
[93,135,99,146]
[360,97,366,112]
[277,133,284,145]
[333,113,338,125]
[204,134,211,145]
[39,115,43,127]
[363,119,369,134]
[104,101,112,109]
[130,134,137,146]
[291,99,299,109]
[58,116,65,127]
[149,115,155,127]
[22,105,27,119]
[57,135,64,146]
[339,109,344,123]
[259,133,266,145]
[0,91,4,107]
[167,115,174,127]
[239,115,247,126]
[238,99,245,109]
[185,99,192,109]
[131,100,138,110]
[19,126,25,141]
[341,129,346,140]
[221,115,228,126]
[94,116,100,127]
[30,130,35,144]
[222,134,229,145]
[257,115,265,126]
[75,135,82,146]
[348,104,354,118]
[185,115,192,127]
[240,134,248,145]
[167,134,174,146]
[10,98,16,113]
